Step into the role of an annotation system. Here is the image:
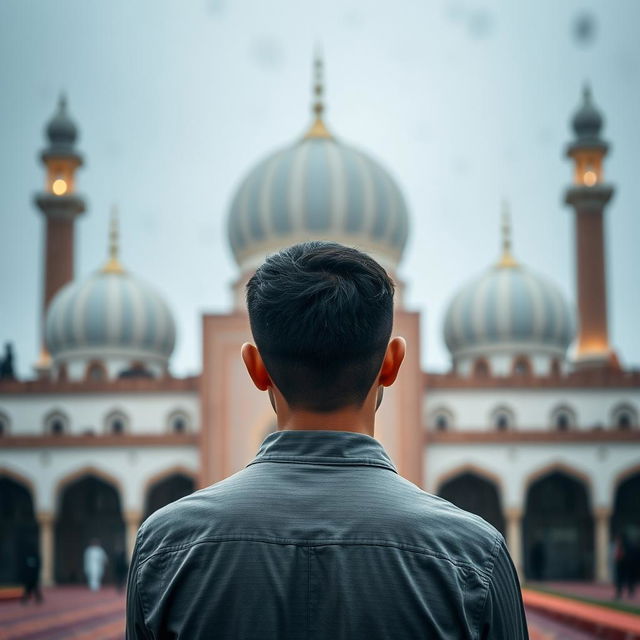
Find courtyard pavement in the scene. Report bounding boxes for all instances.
[0,584,637,640]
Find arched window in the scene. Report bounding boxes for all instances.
[57,363,68,382]
[118,361,153,379]
[86,361,107,382]
[168,411,191,434]
[611,404,638,430]
[45,410,69,435]
[490,406,515,431]
[430,408,455,432]
[550,406,576,431]
[512,356,532,377]
[104,410,129,435]
[473,359,490,378]
[550,358,562,377]
[0,411,9,436]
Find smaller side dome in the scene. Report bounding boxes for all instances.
[45,270,176,380]
[44,210,176,380]
[572,84,603,140]
[46,94,78,149]
[443,206,575,377]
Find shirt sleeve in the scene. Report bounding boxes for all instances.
[478,537,529,640]
[126,528,153,640]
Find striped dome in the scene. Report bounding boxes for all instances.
[45,268,176,366]
[227,134,409,272]
[444,263,575,361]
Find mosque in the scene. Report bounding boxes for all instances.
[1,61,639,588]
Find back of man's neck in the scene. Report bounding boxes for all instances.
[277,411,374,437]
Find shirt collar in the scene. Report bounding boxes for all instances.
[247,429,397,473]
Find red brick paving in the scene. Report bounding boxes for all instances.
[0,587,125,640]
[3,584,638,639]
[535,581,640,607]
[523,588,640,640]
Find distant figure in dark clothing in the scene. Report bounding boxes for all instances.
[614,533,635,599]
[21,546,43,604]
[530,538,546,581]
[113,545,129,592]
[0,342,16,380]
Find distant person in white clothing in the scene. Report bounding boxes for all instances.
[84,539,108,591]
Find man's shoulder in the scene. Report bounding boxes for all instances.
[137,468,502,578]
[391,476,503,575]
[136,473,242,559]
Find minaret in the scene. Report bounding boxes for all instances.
[564,85,615,369]
[34,94,86,376]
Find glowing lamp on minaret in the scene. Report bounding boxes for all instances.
[52,178,68,195]
[564,84,616,370]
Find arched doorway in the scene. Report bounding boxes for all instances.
[524,471,593,580]
[144,473,195,521]
[611,472,640,546]
[0,476,38,584]
[54,475,125,584]
[438,472,505,536]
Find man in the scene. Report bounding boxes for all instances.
[127,242,528,639]
[84,538,108,591]
[20,542,43,604]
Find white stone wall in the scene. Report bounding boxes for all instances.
[0,445,199,514]
[425,387,640,430]
[424,441,640,510]
[0,391,199,436]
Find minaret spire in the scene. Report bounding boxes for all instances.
[103,205,124,273]
[498,200,517,268]
[304,48,332,139]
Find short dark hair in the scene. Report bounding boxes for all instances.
[246,242,395,412]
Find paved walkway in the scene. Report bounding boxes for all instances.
[0,587,125,640]
[531,581,640,607]
[1,585,637,639]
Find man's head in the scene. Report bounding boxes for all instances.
[244,242,403,415]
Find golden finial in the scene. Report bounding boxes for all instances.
[304,47,332,139]
[102,205,125,274]
[498,200,518,268]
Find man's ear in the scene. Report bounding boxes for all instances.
[378,336,406,388]
[241,343,271,391]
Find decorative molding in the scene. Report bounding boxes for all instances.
[0,433,199,448]
[427,430,640,444]
[0,375,199,395]
[424,369,640,389]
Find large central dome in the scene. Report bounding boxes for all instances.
[227,59,409,274]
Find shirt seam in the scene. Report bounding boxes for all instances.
[306,546,311,640]
[137,535,492,577]
[247,457,397,473]
[472,532,503,640]
[134,524,151,637]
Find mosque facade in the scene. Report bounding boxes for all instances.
[1,66,639,587]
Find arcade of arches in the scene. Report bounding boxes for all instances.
[1,469,639,585]
[0,471,195,586]
[437,469,640,582]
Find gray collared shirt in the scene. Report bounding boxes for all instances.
[127,430,528,639]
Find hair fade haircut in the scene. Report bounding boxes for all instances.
[246,242,395,412]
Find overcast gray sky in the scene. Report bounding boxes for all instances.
[1,0,639,378]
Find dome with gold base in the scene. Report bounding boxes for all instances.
[443,205,575,377]
[227,55,409,278]
[44,210,176,381]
